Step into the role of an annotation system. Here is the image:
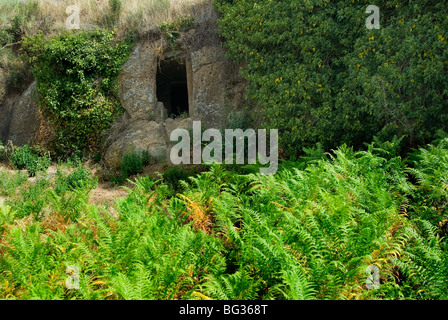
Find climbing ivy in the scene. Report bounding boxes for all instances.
[21,29,135,157]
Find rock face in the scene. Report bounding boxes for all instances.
[190,46,227,127]
[102,31,245,169]
[0,6,247,167]
[0,82,41,147]
[103,116,193,169]
[118,41,158,122]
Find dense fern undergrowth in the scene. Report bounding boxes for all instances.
[0,137,447,300]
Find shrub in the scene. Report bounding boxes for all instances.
[215,0,448,157]
[9,144,34,170]
[66,165,92,189]
[162,166,198,193]
[54,165,96,196]
[111,150,151,184]
[140,150,151,167]
[26,153,51,178]
[119,150,147,177]
[9,144,50,177]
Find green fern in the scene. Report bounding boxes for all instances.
[202,267,262,300]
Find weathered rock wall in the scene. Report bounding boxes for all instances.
[102,33,246,168]
[0,82,41,147]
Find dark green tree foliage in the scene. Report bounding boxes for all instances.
[21,29,135,157]
[215,0,448,157]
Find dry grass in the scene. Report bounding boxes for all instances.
[0,0,212,38]
[0,0,214,105]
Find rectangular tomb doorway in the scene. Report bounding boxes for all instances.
[156,58,190,118]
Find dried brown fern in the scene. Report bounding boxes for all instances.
[178,193,212,233]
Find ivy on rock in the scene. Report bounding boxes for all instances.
[21,29,135,157]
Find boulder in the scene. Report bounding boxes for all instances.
[117,41,158,121]
[0,81,40,146]
[103,120,168,169]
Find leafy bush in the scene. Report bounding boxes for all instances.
[10,176,49,219]
[21,29,135,157]
[0,169,27,198]
[54,165,97,196]
[162,166,200,194]
[9,145,34,170]
[67,165,93,189]
[9,144,50,177]
[120,150,150,176]
[110,150,151,184]
[120,151,143,177]
[215,0,448,157]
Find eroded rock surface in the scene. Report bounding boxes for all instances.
[0,82,40,146]
[103,36,243,169]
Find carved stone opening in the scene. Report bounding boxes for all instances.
[156,58,189,118]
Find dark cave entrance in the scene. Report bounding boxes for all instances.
[156,59,189,118]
